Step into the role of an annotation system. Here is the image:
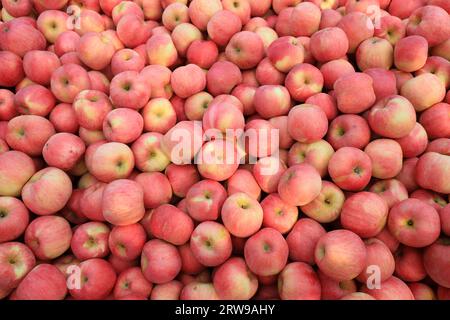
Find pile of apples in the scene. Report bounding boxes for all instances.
[0,0,450,301]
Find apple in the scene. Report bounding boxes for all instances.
[287,105,328,143]
[149,204,193,245]
[0,19,46,57]
[49,103,79,134]
[406,5,450,47]
[225,31,265,70]
[25,216,72,261]
[12,264,67,300]
[401,73,446,112]
[213,257,258,300]
[357,238,395,283]
[278,262,321,300]
[420,102,450,139]
[415,152,450,194]
[109,71,151,110]
[102,179,145,226]
[337,12,374,53]
[356,37,394,71]
[132,132,170,172]
[140,65,172,99]
[334,72,376,114]
[388,198,441,248]
[71,221,110,261]
[423,237,450,288]
[109,224,146,261]
[285,64,324,102]
[146,33,178,67]
[260,193,298,234]
[73,89,112,131]
[395,246,427,282]
[114,267,152,300]
[361,276,414,300]
[244,228,289,276]
[369,179,409,209]
[327,114,371,150]
[180,282,219,300]
[0,197,29,243]
[142,98,177,134]
[409,283,437,300]
[0,89,17,121]
[21,167,72,216]
[364,139,403,179]
[141,239,181,284]
[226,168,261,200]
[69,258,117,300]
[150,280,183,300]
[206,61,242,96]
[221,192,263,238]
[253,156,287,194]
[364,68,398,101]
[0,151,35,197]
[315,230,366,281]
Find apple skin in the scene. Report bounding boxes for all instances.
[409,283,437,300]
[401,73,446,112]
[310,27,349,62]
[0,197,29,243]
[327,114,371,150]
[69,258,117,300]
[315,229,367,281]
[261,193,298,234]
[103,108,144,144]
[190,221,232,267]
[318,270,357,300]
[0,242,36,290]
[141,239,182,284]
[357,238,395,283]
[341,292,376,300]
[49,103,79,134]
[341,192,388,238]
[71,222,109,261]
[6,115,56,157]
[25,216,72,261]
[333,72,376,114]
[43,133,86,171]
[440,204,450,237]
[185,179,227,222]
[286,218,326,265]
[285,64,324,102]
[21,167,73,216]
[213,257,258,300]
[423,237,450,288]
[102,179,145,226]
[12,264,67,300]
[226,169,261,201]
[328,147,372,192]
[278,163,322,207]
[369,179,409,209]
[0,20,46,57]
[206,61,242,96]
[225,31,265,70]
[364,139,403,179]
[0,89,17,121]
[149,204,194,246]
[406,5,450,47]
[287,104,328,144]
[150,280,183,300]
[415,152,450,194]
[278,262,321,300]
[180,282,220,300]
[113,267,152,300]
[50,64,92,103]
[0,151,36,197]
[361,276,415,300]
[244,228,289,277]
[388,198,441,248]
[419,103,450,140]
[320,59,355,90]
[394,246,427,282]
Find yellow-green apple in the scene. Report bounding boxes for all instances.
[109,224,146,261]
[315,230,366,281]
[0,151,35,196]
[12,264,67,300]
[244,227,289,276]
[25,216,72,261]
[388,198,441,247]
[69,258,116,300]
[367,95,417,138]
[141,239,181,283]
[71,221,110,260]
[102,179,145,226]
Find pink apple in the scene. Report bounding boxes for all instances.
[141,239,181,284]
[109,224,147,261]
[0,242,35,290]
[286,218,326,264]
